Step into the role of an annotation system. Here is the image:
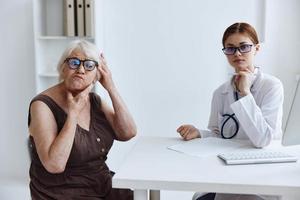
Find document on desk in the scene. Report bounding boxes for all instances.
[167,137,249,158]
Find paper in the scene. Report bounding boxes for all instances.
[167,137,249,157]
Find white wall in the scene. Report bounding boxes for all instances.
[258,0,300,127]
[0,0,299,199]
[101,0,266,169]
[0,0,34,180]
[0,0,34,198]
[102,0,264,138]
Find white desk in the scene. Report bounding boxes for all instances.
[112,136,300,200]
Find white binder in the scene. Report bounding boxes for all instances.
[76,0,85,36]
[63,0,75,36]
[84,0,94,37]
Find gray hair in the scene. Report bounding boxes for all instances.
[57,40,100,82]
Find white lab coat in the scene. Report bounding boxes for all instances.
[197,69,284,200]
[200,69,283,147]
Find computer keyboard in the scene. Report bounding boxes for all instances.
[218,150,298,165]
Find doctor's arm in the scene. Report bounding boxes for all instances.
[199,90,221,138]
[231,82,284,148]
[177,90,221,140]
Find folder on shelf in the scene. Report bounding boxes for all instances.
[76,0,85,36]
[84,0,95,37]
[63,0,75,36]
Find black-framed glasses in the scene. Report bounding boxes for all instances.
[64,57,98,71]
[222,44,253,55]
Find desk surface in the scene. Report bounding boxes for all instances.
[112,136,300,196]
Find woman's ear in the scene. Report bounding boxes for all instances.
[255,44,260,51]
[93,70,101,83]
[93,75,97,84]
[61,66,67,80]
[254,44,260,55]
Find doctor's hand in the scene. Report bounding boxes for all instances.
[177,124,201,141]
[235,70,254,96]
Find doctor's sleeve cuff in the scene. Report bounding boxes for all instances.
[230,94,272,147]
[231,93,254,110]
[199,129,219,138]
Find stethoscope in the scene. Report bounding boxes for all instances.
[221,68,258,139]
[220,91,240,139]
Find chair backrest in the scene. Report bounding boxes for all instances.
[27,137,32,161]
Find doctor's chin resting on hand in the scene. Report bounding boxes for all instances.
[177,22,283,200]
[28,40,136,200]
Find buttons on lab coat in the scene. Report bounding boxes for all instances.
[96,137,101,142]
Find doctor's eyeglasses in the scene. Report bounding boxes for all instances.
[222,44,253,55]
[64,57,98,71]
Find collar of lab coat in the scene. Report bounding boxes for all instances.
[221,67,263,95]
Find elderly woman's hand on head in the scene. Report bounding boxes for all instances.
[97,53,116,92]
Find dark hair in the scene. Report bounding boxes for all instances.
[222,22,259,47]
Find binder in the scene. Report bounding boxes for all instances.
[76,0,85,36]
[63,0,75,36]
[84,0,95,37]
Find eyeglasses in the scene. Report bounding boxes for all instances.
[64,57,98,71]
[222,44,253,55]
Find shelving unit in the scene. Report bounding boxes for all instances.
[32,0,102,93]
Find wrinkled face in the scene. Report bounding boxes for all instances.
[224,33,259,72]
[62,49,98,92]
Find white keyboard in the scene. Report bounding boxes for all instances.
[218,151,298,165]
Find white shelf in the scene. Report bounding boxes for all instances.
[38,36,94,40]
[33,0,99,93]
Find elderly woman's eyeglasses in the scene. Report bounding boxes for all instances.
[64,57,98,71]
[222,44,253,55]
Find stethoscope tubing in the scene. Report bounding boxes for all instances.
[221,69,257,139]
[221,91,239,139]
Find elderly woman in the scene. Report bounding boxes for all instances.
[28,40,136,200]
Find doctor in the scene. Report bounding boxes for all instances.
[177,22,283,200]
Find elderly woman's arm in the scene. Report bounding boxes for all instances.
[29,101,77,174]
[98,55,136,141]
[29,87,91,174]
[101,87,137,141]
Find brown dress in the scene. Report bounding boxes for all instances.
[28,93,133,200]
